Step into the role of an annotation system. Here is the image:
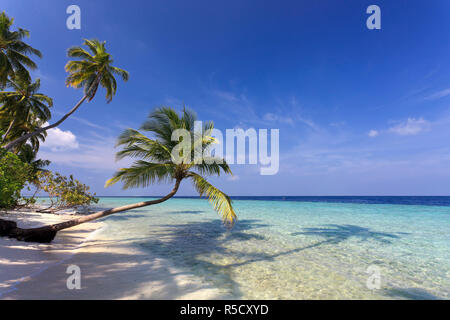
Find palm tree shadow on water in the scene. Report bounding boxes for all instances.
[166,210,206,214]
[383,287,442,300]
[104,214,147,221]
[290,224,443,300]
[291,224,408,245]
[137,219,269,298]
[134,221,410,299]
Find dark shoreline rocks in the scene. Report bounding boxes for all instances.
[0,218,56,243]
[0,219,17,236]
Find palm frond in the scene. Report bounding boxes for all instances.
[109,66,129,82]
[67,47,94,61]
[105,161,175,189]
[0,12,41,86]
[191,158,232,176]
[188,172,237,227]
[115,128,173,162]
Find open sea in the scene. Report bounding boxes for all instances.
[84,196,449,299]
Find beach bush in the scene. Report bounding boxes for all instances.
[0,149,31,209]
[35,171,99,213]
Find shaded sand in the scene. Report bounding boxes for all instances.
[0,211,225,300]
[0,210,101,298]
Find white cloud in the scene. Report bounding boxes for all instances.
[38,130,135,171]
[41,125,79,152]
[388,118,430,136]
[368,130,379,137]
[38,135,123,171]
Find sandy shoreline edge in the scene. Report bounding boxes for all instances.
[0,208,225,300]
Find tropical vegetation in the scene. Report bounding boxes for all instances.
[0,149,30,208]
[34,171,99,213]
[0,11,127,212]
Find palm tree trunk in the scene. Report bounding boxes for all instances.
[3,95,88,152]
[2,118,15,142]
[0,179,182,243]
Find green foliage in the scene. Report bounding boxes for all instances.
[35,171,99,212]
[0,78,52,152]
[0,149,31,208]
[0,11,42,88]
[0,78,52,122]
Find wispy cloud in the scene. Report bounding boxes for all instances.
[205,88,260,123]
[388,118,430,136]
[51,111,111,132]
[213,89,241,102]
[69,115,110,131]
[209,88,319,131]
[263,112,294,125]
[368,117,432,138]
[425,88,450,100]
[280,121,450,182]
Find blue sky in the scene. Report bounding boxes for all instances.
[4,0,450,196]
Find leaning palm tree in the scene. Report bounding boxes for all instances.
[0,77,52,143]
[2,107,237,243]
[105,107,237,225]
[3,39,128,152]
[0,11,42,88]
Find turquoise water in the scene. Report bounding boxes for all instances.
[91,197,449,299]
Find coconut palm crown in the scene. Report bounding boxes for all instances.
[0,11,42,88]
[106,107,237,227]
[65,39,129,102]
[0,77,52,142]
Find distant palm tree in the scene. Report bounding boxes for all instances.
[0,110,47,154]
[0,77,52,143]
[4,39,128,152]
[17,143,50,173]
[0,11,42,88]
[8,107,237,243]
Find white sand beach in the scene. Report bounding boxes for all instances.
[0,209,225,300]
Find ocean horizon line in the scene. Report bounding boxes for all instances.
[30,195,450,207]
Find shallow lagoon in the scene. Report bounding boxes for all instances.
[93,197,450,299]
